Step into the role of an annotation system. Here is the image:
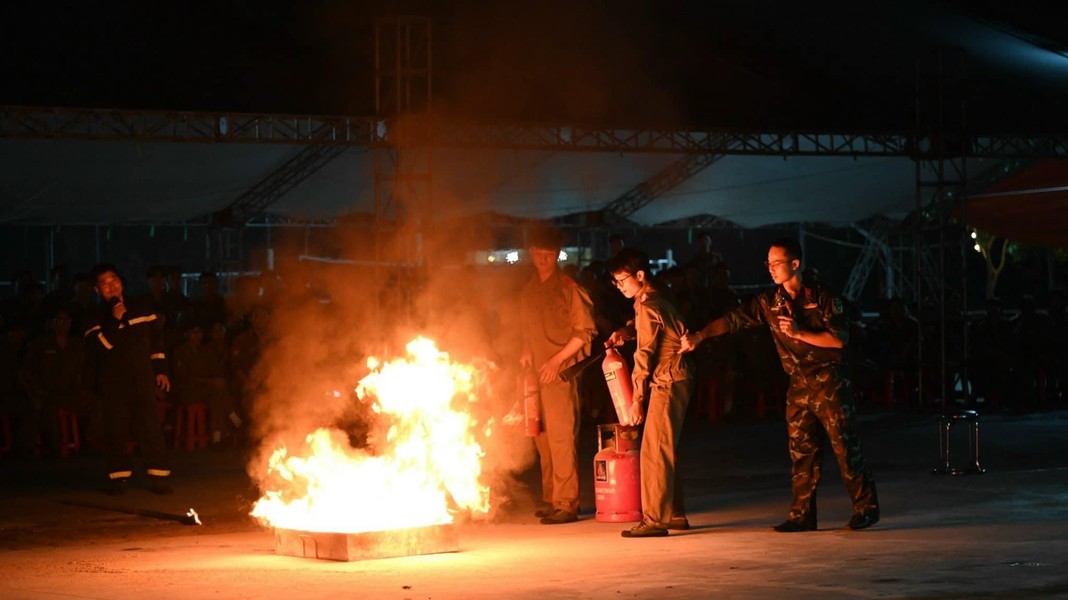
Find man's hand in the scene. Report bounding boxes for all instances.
[777,315,800,338]
[606,328,629,348]
[519,349,533,369]
[111,300,127,321]
[679,332,700,353]
[629,399,645,425]
[538,356,563,384]
[156,374,171,393]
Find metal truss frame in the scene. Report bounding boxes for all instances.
[221,144,350,226]
[602,153,726,220]
[6,105,1068,159]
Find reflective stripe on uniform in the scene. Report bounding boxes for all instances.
[147,469,171,477]
[84,325,101,337]
[150,353,166,360]
[97,332,114,350]
[128,315,157,325]
[109,471,133,480]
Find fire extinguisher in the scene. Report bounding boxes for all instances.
[602,347,635,425]
[521,367,542,436]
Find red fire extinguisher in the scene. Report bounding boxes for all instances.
[520,368,542,436]
[602,347,635,425]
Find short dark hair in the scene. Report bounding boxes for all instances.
[770,237,803,262]
[606,248,649,277]
[147,264,166,278]
[90,263,119,282]
[527,224,563,251]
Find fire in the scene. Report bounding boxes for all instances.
[251,337,491,533]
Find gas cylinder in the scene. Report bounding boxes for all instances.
[593,423,641,522]
[602,347,635,425]
[520,368,542,436]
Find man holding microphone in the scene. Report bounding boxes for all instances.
[85,263,173,495]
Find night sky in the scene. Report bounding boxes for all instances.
[4,1,1068,131]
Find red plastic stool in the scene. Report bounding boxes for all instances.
[174,403,209,450]
[701,378,725,422]
[0,412,11,454]
[57,409,81,458]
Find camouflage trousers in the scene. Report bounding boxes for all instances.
[785,367,878,525]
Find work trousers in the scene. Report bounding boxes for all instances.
[102,377,170,480]
[534,378,581,513]
[640,377,693,528]
[785,367,878,525]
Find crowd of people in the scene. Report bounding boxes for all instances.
[0,230,1064,512]
[0,264,266,487]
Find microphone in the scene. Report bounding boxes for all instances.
[108,296,122,307]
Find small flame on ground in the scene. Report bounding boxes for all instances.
[251,336,490,534]
[186,508,202,526]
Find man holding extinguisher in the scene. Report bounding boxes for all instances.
[519,224,596,525]
[606,248,695,538]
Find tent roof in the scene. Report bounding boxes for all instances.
[3,1,1067,227]
[0,139,929,228]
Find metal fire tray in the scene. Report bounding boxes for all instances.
[274,523,459,562]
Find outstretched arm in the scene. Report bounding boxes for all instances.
[679,316,730,353]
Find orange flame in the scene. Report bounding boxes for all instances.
[251,337,490,533]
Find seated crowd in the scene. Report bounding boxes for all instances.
[0,265,267,459]
[0,252,1064,461]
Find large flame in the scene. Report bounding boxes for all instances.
[251,337,490,533]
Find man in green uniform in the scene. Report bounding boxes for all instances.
[607,249,695,538]
[680,238,879,532]
[519,225,596,525]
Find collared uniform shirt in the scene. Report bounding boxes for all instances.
[520,270,596,369]
[723,282,848,377]
[630,283,693,403]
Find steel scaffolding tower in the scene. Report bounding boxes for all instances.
[372,16,433,331]
[914,48,970,422]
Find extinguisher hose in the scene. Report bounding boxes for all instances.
[558,346,608,382]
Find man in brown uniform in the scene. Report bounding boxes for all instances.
[607,249,695,538]
[680,238,879,532]
[520,225,596,525]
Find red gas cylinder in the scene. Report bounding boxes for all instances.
[520,368,542,436]
[594,423,641,523]
[602,347,635,425]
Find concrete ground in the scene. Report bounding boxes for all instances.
[1,408,1066,599]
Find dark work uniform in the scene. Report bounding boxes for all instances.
[723,282,878,526]
[84,297,171,483]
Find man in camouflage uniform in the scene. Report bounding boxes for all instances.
[681,238,879,532]
[519,225,596,525]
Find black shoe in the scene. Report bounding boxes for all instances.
[149,478,173,495]
[772,520,816,533]
[534,506,554,519]
[622,521,669,538]
[846,510,879,530]
[106,478,129,496]
[540,510,578,525]
[666,516,690,531]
